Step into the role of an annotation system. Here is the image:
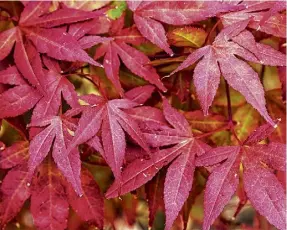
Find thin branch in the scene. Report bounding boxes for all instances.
[225,80,242,145]
[195,124,230,139]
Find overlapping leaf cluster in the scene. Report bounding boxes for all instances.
[0,1,286,229]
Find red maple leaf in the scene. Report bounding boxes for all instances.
[196,122,286,230]
[66,86,153,180]
[106,97,210,230]
[169,20,286,125]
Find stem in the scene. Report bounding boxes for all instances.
[225,79,233,123]
[0,15,11,21]
[224,80,243,145]
[206,19,221,45]
[195,125,230,139]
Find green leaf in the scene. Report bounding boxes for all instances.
[107,1,127,20]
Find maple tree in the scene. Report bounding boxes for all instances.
[0,1,286,230]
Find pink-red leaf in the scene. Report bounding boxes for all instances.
[193,47,220,115]
[23,8,103,28]
[0,141,29,169]
[218,55,274,126]
[134,14,173,55]
[0,166,31,225]
[164,142,195,230]
[30,159,69,230]
[124,85,155,104]
[28,116,83,195]
[202,148,241,230]
[243,165,286,230]
[67,169,104,228]
[244,122,277,145]
[112,41,166,91]
[23,27,102,67]
[0,27,17,61]
[137,2,242,25]
[106,144,184,198]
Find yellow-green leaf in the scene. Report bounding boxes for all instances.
[168,27,207,48]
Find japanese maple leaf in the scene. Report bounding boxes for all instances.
[196,122,286,230]
[0,66,42,119]
[31,67,79,120]
[221,1,286,38]
[90,14,166,95]
[0,1,103,90]
[30,157,69,230]
[0,141,29,169]
[0,165,31,226]
[127,1,242,55]
[67,168,104,229]
[106,98,210,230]
[28,115,83,195]
[66,90,150,180]
[169,19,286,126]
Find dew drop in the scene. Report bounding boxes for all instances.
[26,182,31,187]
[274,124,278,128]
[260,60,264,64]
[143,173,147,178]
[119,196,122,201]
[79,194,83,197]
[170,53,174,57]
[0,146,5,151]
[256,25,261,31]
[140,159,144,162]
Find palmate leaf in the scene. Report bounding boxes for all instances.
[67,168,104,228]
[196,123,286,230]
[0,66,42,119]
[28,115,82,195]
[0,1,285,229]
[0,141,29,169]
[127,1,243,54]
[221,1,286,38]
[92,16,166,94]
[0,1,103,74]
[106,98,208,230]
[0,27,17,61]
[0,165,31,226]
[66,89,150,180]
[30,158,69,230]
[169,20,286,126]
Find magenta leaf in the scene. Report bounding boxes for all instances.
[28,116,83,195]
[0,27,17,61]
[243,164,286,230]
[0,66,42,119]
[0,166,31,225]
[133,14,173,55]
[67,169,104,228]
[23,27,102,67]
[124,85,155,104]
[201,147,241,230]
[0,141,29,169]
[30,159,69,230]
